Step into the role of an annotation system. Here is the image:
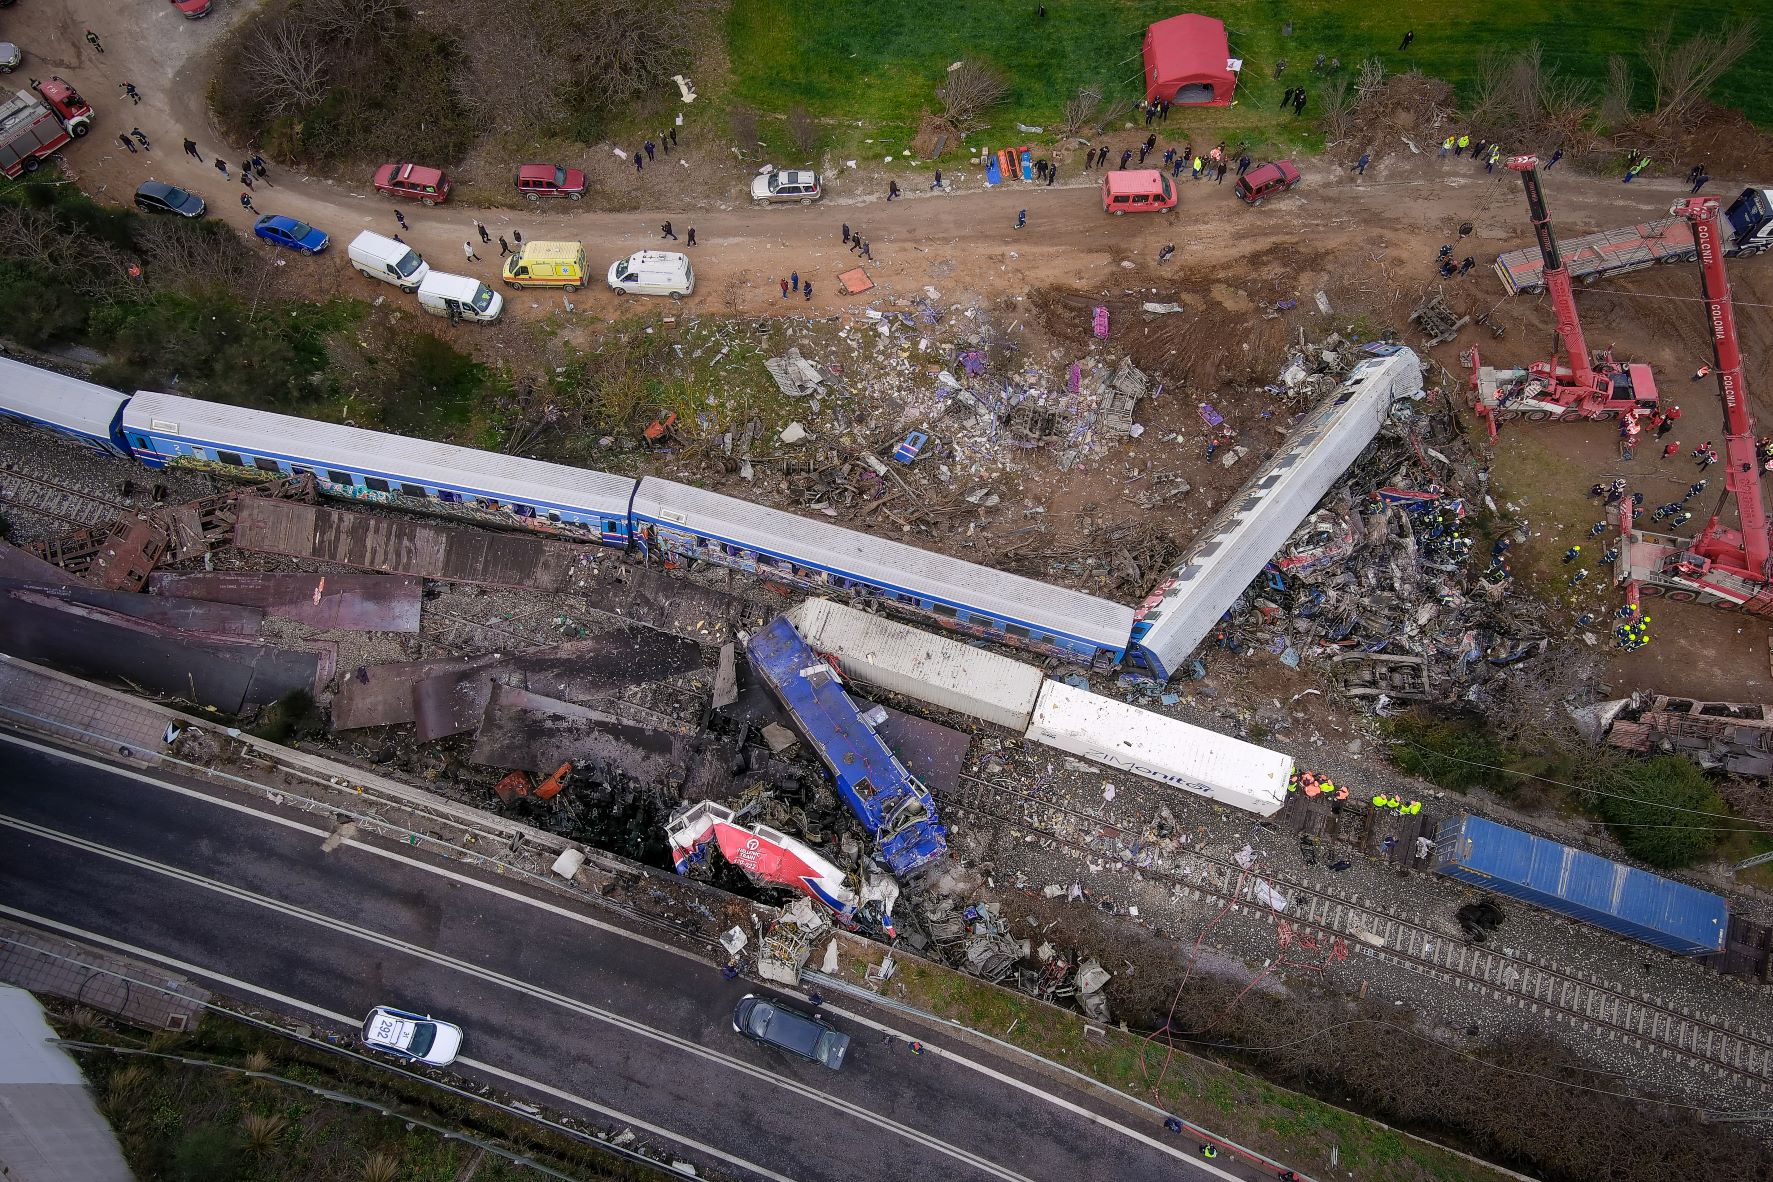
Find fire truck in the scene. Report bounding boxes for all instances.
[0,77,95,179]
[1468,156,1659,439]
[1619,196,1773,615]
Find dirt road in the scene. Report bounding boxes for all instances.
[16,0,1773,700]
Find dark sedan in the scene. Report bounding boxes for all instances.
[133,180,206,218]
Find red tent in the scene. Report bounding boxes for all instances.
[1142,13,1236,107]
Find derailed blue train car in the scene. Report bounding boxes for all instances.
[745,616,948,877]
[1433,814,1728,957]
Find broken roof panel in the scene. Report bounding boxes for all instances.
[331,656,498,730]
[0,587,321,714]
[147,572,423,631]
[0,578,263,638]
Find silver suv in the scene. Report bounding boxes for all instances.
[751,169,822,205]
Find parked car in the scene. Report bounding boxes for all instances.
[0,43,22,74]
[253,214,330,254]
[1234,160,1302,206]
[732,994,849,1070]
[373,162,452,206]
[360,1006,463,1066]
[515,163,586,201]
[750,169,821,205]
[133,180,205,218]
[606,250,694,299]
[169,0,213,16]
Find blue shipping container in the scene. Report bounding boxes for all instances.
[1432,814,1728,956]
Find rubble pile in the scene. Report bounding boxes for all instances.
[1198,349,1552,711]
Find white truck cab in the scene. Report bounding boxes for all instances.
[348,230,428,292]
[607,250,694,299]
[417,271,503,322]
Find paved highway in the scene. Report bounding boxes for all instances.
[0,735,1244,1182]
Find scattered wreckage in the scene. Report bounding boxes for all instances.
[1577,692,1773,776]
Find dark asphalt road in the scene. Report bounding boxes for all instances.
[0,736,1236,1182]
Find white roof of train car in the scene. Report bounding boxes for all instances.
[787,597,1046,732]
[636,478,1134,647]
[0,356,127,441]
[1027,679,1291,815]
[122,391,637,516]
[1133,348,1422,674]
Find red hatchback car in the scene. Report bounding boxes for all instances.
[516,163,587,201]
[1234,160,1302,206]
[373,163,452,206]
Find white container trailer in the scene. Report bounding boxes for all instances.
[786,598,1045,732]
[1024,680,1291,816]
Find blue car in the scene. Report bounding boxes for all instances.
[253,214,329,254]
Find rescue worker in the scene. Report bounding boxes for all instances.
[1563,545,1582,564]
[1198,1144,1217,1160]
[1456,134,1470,156]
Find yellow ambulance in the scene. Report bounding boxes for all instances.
[501,241,588,290]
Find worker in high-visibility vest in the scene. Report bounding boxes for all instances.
[1456,134,1470,156]
[1440,136,1454,157]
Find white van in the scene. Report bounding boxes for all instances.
[417,271,503,323]
[607,250,694,299]
[348,230,428,293]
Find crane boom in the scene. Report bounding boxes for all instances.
[1508,155,1595,387]
[1678,196,1770,574]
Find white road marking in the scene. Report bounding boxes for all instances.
[2,734,1232,1177]
[0,906,799,1182]
[0,814,1037,1182]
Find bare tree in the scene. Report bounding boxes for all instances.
[242,15,332,115]
[0,206,132,301]
[1319,76,1358,145]
[1601,54,1636,129]
[1059,86,1102,138]
[786,106,817,155]
[1644,18,1758,129]
[936,61,1010,132]
[303,0,404,39]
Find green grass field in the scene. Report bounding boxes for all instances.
[727,1,1772,158]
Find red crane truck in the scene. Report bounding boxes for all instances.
[0,77,94,179]
[1496,185,1773,295]
[1468,155,1659,439]
[1619,195,1773,614]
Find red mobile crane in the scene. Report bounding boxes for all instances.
[1468,155,1659,439]
[1619,195,1773,613]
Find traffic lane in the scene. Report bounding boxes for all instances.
[0,825,1026,1182]
[0,743,1196,1180]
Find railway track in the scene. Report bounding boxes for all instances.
[946,774,1773,1095]
[0,462,130,533]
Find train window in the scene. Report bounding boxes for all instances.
[854,778,876,800]
[290,466,313,478]
[326,470,352,485]
[364,477,391,494]
[1004,623,1032,640]
[513,504,536,518]
[129,435,148,449]
[216,450,245,467]
[399,483,427,498]
[252,456,282,473]
[1039,633,1057,645]
[932,603,957,619]
[436,489,461,503]
[547,510,561,522]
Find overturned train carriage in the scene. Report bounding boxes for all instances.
[1130,347,1423,678]
[745,616,949,877]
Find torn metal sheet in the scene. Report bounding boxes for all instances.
[234,498,598,593]
[330,655,499,730]
[0,540,80,584]
[147,572,423,632]
[0,577,263,637]
[0,587,323,714]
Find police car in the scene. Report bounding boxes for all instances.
[360,1006,463,1066]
